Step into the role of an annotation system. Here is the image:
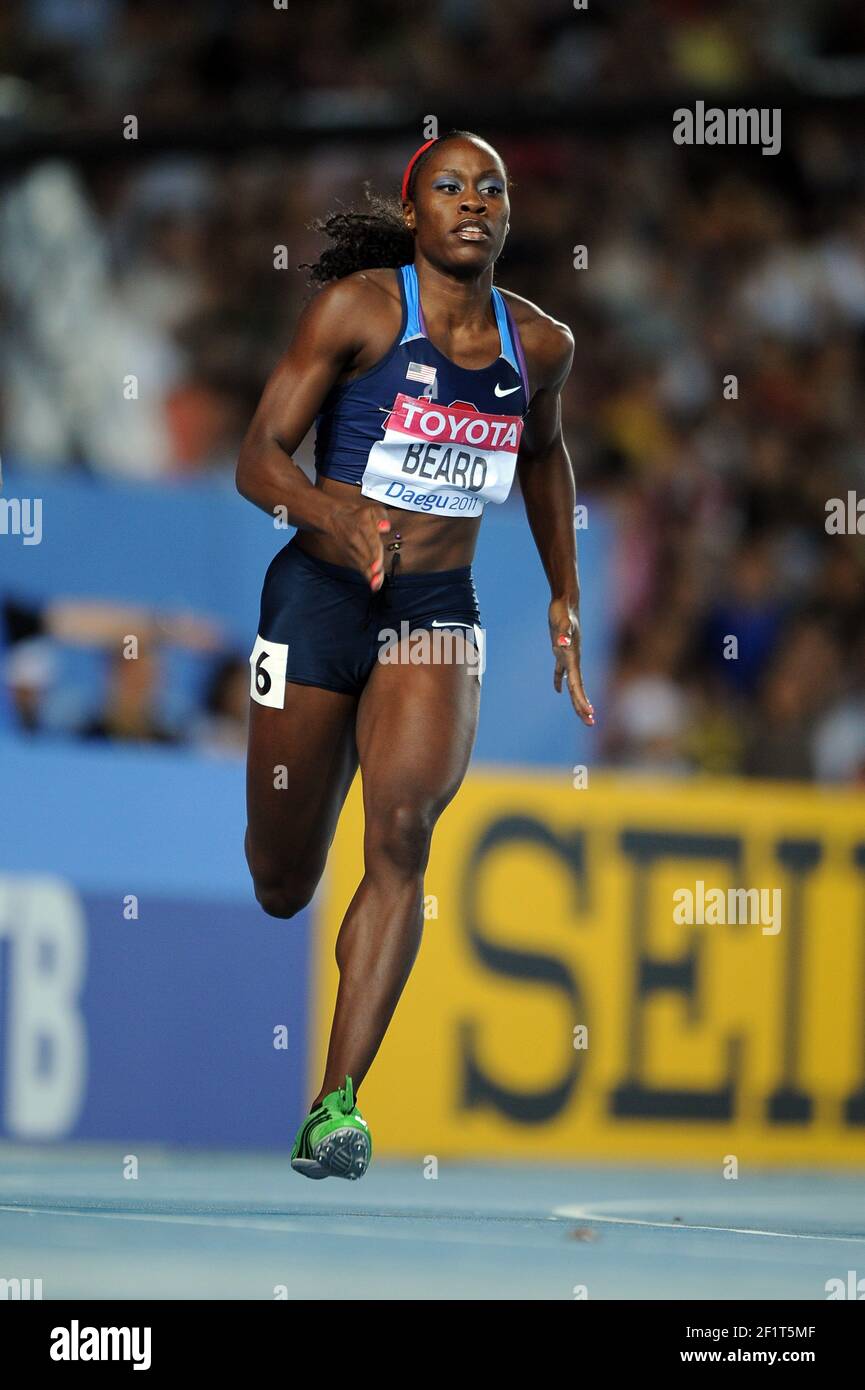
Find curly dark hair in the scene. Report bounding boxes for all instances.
[299,129,506,285]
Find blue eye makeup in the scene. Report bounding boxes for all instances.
[431,177,505,195]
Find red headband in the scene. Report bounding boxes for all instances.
[401,137,439,202]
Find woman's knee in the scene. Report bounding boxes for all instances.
[366,801,437,878]
[255,877,317,920]
[245,833,319,919]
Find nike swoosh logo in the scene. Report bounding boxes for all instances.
[494,383,521,397]
[430,621,473,628]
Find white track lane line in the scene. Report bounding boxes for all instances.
[553,1204,865,1243]
[7,1200,862,1246]
[0,1204,307,1233]
[0,1203,558,1249]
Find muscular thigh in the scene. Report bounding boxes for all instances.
[356,634,481,838]
[246,682,359,884]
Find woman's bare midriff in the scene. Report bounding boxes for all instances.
[295,473,483,576]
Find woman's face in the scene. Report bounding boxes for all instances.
[406,138,510,273]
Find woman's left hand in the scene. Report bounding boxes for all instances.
[549,598,595,727]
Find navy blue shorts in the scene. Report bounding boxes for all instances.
[249,536,485,703]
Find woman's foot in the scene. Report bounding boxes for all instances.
[290,1076,372,1180]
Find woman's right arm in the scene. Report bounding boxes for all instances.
[236,277,390,589]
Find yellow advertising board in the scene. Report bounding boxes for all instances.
[313,772,865,1165]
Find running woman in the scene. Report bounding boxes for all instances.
[236,130,594,1180]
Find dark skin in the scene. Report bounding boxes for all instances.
[237,136,593,1108]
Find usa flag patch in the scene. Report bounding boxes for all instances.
[406,361,437,386]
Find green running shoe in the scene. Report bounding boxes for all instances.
[290,1075,372,1180]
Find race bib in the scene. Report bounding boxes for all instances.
[249,635,288,709]
[361,393,523,517]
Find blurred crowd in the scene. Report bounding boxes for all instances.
[2,595,249,756]
[3,0,865,119]
[1,0,865,778]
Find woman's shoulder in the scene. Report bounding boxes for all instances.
[294,268,403,347]
[498,288,573,394]
[497,286,574,380]
[312,266,402,312]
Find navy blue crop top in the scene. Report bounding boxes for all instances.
[313,263,530,518]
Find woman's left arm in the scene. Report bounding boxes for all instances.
[516,319,595,728]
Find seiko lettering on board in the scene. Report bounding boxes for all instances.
[360,392,523,517]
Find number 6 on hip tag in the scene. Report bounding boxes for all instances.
[249,635,289,708]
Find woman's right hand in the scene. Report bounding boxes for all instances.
[327,501,392,590]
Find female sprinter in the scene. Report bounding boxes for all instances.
[236,130,594,1180]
